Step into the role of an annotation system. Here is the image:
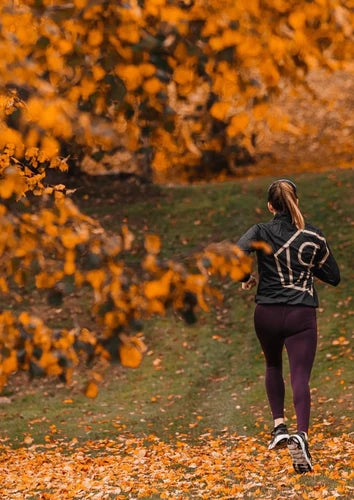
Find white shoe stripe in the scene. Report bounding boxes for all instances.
[288,435,312,472]
[268,433,289,449]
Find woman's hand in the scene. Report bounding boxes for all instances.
[241,275,257,290]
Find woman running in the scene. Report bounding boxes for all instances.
[237,179,340,473]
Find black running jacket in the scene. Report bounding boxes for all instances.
[237,212,340,307]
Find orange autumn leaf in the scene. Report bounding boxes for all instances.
[119,342,143,368]
[251,241,273,254]
[121,224,134,250]
[2,351,18,375]
[85,380,98,398]
[227,113,250,137]
[143,77,163,95]
[229,266,245,281]
[144,271,173,299]
[144,234,161,255]
[88,30,103,47]
[86,269,105,290]
[210,102,230,121]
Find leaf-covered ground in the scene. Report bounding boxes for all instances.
[0,430,353,499]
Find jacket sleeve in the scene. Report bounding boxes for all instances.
[236,225,259,282]
[313,237,340,286]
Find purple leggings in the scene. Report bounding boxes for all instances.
[254,304,317,433]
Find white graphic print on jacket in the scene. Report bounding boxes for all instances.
[274,230,329,296]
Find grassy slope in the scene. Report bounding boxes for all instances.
[1,169,353,449]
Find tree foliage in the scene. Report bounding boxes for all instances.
[0,0,353,180]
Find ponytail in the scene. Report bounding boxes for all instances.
[268,180,305,230]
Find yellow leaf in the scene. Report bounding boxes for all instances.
[142,254,159,272]
[0,169,26,199]
[139,63,156,77]
[61,230,79,249]
[2,352,18,375]
[64,260,75,275]
[260,59,280,86]
[0,277,8,293]
[117,24,140,44]
[91,371,103,382]
[174,66,195,85]
[58,39,73,54]
[115,64,143,91]
[251,241,273,254]
[0,176,16,199]
[144,234,161,255]
[289,11,306,30]
[269,36,287,60]
[144,271,172,299]
[80,77,96,100]
[0,127,24,156]
[41,136,59,159]
[45,224,58,237]
[88,30,103,46]
[185,274,207,295]
[145,281,165,299]
[143,77,163,95]
[252,102,269,120]
[85,381,98,398]
[230,266,245,281]
[23,435,33,445]
[19,311,31,326]
[0,374,7,392]
[147,299,165,315]
[130,336,147,354]
[237,37,261,58]
[209,36,225,52]
[92,65,105,81]
[119,343,143,368]
[210,102,230,121]
[227,113,250,137]
[121,224,134,250]
[86,269,105,290]
[152,151,169,172]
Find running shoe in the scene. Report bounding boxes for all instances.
[268,423,289,450]
[287,432,313,473]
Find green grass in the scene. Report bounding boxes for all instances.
[1,168,353,448]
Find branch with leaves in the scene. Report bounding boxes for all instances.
[0,166,254,394]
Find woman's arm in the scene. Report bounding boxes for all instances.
[236,224,260,255]
[313,239,340,286]
[236,224,259,283]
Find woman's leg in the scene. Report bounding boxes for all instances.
[254,305,286,421]
[284,309,317,434]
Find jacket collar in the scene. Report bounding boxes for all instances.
[274,211,292,222]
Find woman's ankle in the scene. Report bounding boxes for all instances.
[274,418,285,428]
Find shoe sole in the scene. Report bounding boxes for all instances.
[268,433,289,450]
[287,436,313,473]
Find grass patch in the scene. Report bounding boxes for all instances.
[1,169,353,448]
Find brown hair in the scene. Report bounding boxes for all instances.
[268,180,305,230]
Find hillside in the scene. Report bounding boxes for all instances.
[0,168,353,498]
